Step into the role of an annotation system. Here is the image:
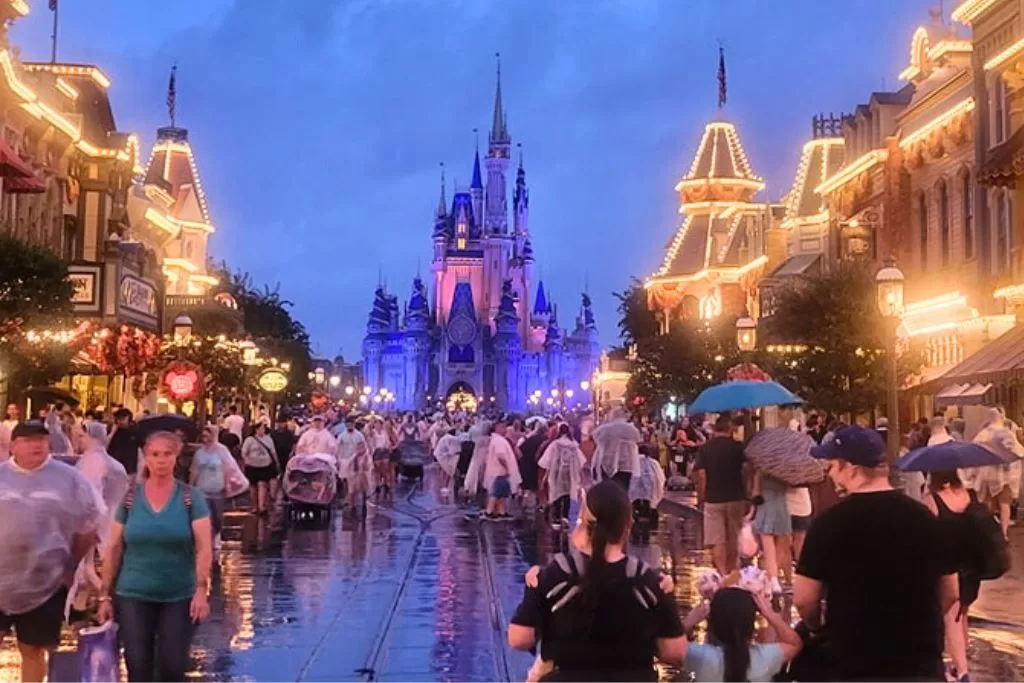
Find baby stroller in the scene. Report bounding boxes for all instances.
[284,453,338,523]
[397,439,427,482]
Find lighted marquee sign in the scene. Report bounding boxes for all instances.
[258,368,288,393]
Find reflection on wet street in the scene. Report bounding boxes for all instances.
[4,466,1024,681]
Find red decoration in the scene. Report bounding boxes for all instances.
[161,361,203,402]
[81,324,161,376]
[310,391,328,410]
[727,363,772,382]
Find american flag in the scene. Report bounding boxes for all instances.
[717,45,727,110]
[167,64,177,127]
[49,0,57,10]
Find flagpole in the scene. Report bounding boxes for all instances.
[50,0,58,64]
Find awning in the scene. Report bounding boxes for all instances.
[0,136,34,178]
[4,174,46,194]
[927,324,1024,387]
[934,382,993,406]
[979,125,1024,188]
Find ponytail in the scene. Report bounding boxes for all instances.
[577,480,631,619]
[721,635,752,682]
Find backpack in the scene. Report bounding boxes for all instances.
[962,492,1011,581]
[122,479,194,518]
[547,550,660,613]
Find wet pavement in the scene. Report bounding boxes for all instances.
[3,467,1024,681]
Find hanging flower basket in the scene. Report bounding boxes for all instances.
[726,362,772,382]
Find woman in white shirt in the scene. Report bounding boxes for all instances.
[241,423,279,515]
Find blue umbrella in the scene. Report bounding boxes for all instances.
[687,380,802,416]
[897,441,1005,472]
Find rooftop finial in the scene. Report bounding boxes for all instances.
[471,128,483,189]
[437,162,447,217]
[717,43,727,112]
[517,142,524,170]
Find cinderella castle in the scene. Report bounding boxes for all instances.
[361,64,599,413]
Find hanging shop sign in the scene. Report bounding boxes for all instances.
[258,368,288,393]
[120,276,158,317]
[161,361,203,402]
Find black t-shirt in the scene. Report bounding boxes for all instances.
[108,426,138,475]
[518,432,545,491]
[796,490,957,681]
[694,436,746,503]
[511,555,683,680]
[271,429,297,467]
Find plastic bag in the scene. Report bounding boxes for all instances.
[738,521,758,559]
[79,621,119,682]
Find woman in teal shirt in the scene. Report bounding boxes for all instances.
[99,431,212,682]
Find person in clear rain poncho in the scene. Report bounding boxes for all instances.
[538,424,587,528]
[591,407,642,491]
[629,447,666,528]
[465,423,522,521]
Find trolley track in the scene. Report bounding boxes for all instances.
[355,476,516,682]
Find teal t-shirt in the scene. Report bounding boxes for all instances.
[114,482,210,602]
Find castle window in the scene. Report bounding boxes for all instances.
[918,191,929,272]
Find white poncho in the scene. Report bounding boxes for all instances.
[537,436,586,504]
[434,433,462,477]
[591,419,642,480]
[629,457,666,507]
[465,435,522,495]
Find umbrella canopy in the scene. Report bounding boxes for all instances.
[973,424,1024,463]
[525,416,549,428]
[898,441,1005,473]
[687,380,802,416]
[25,386,79,408]
[744,427,828,486]
[135,413,199,444]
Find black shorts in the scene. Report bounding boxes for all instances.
[0,585,68,649]
[791,514,813,532]
[245,463,278,483]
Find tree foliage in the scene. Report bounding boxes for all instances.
[762,261,922,416]
[0,235,78,394]
[618,262,923,417]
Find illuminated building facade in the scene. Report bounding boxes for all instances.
[361,66,598,412]
[646,115,784,331]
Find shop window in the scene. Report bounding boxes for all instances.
[994,189,1012,273]
[993,76,1010,146]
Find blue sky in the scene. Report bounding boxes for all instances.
[14,0,938,358]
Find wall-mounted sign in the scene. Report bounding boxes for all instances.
[69,272,96,304]
[161,361,202,402]
[258,368,288,393]
[120,275,157,317]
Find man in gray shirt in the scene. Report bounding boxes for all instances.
[0,421,99,682]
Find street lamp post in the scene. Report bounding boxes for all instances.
[875,259,905,464]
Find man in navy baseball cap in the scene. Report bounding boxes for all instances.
[810,424,887,469]
[794,424,959,682]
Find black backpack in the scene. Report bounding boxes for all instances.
[547,550,660,613]
[963,492,1011,581]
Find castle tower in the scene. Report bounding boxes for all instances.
[361,286,392,394]
[513,146,529,237]
[543,306,564,397]
[471,143,484,227]
[493,279,523,411]
[400,276,431,410]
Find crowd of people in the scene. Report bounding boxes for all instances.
[0,395,1018,681]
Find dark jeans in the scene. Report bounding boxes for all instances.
[612,471,632,491]
[117,597,194,682]
[550,495,571,522]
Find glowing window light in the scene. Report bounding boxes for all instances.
[699,291,722,319]
[899,98,975,148]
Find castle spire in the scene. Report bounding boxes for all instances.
[436,162,447,218]
[471,130,483,190]
[489,52,509,145]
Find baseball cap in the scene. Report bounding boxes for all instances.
[11,421,49,439]
[810,425,886,467]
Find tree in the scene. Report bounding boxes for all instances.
[212,262,313,399]
[0,235,79,396]
[616,279,750,405]
[762,261,922,417]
